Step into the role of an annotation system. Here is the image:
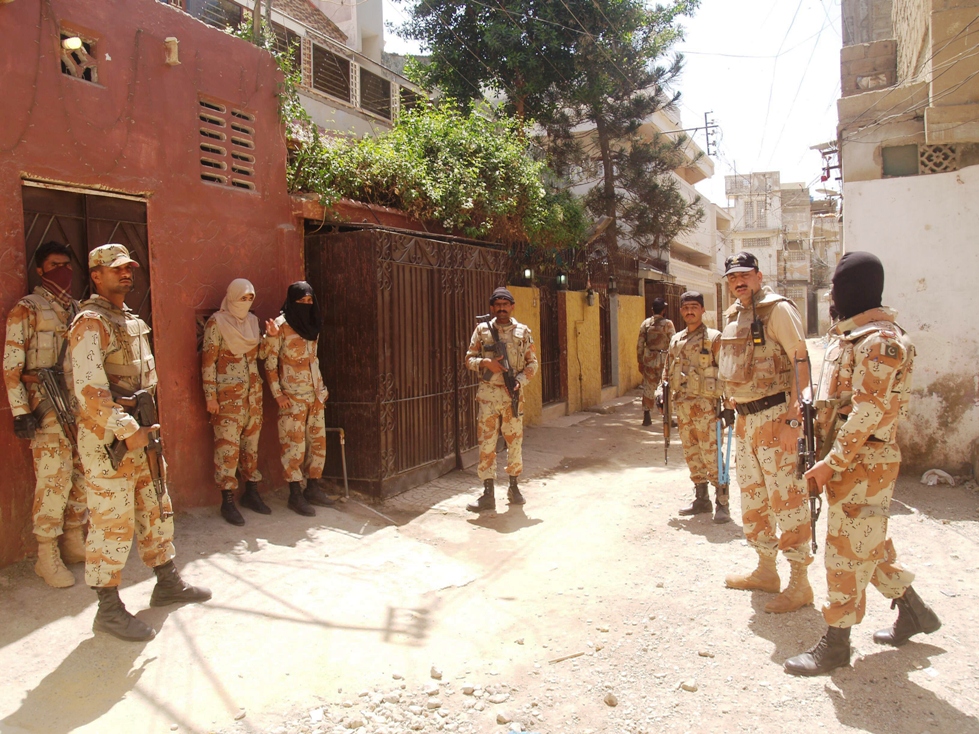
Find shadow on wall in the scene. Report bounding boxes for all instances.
[902,372,979,475]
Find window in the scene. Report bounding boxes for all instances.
[311,44,351,102]
[60,31,98,83]
[400,86,422,114]
[199,97,256,191]
[360,69,391,119]
[882,145,919,178]
[185,0,243,30]
[270,22,302,71]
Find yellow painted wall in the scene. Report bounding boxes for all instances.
[506,285,543,426]
[564,291,603,413]
[616,295,646,394]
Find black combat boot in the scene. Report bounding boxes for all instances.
[240,481,272,515]
[467,480,496,512]
[784,626,851,676]
[679,483,712,516]
[304,477,336,507]
[220,490,245,526]
[150,561,212,607]
[713,485,732,524]
[287,481,315,516]
[92,586,156,641]
[873,586,941,646]
[507,475,525,505]
[642,410,652,426]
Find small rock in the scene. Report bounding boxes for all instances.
[597,626,609,633]
[310,708,325,722]
[698,650,715,658]
[604,692,618,707]
[233,710,247,721]
[425,684,440,696]
[474,702,486,711]
[427,699,442,710]
[392,673,404,680]
[462,685,475,695]
[382,693,401,704]
[681,680,698,692]
[497,712,512,725]
[515,638,525,645]
[170,726,178,732]
[431,666,443,680]
[488,693,509,704]
[408,706,423,715]
[345,717,366,730]
[655,581,664,588]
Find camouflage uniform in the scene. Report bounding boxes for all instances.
[261,316,327,483]
[664,323,722,491]
[201,317,263,490]
[465,318,539,480]
[3,286,87,539]
[816,307,916,628]
[69,295,174,588]
[637,315,675,409]
[719,287,811,565]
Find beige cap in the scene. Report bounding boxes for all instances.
[88,244,140,269]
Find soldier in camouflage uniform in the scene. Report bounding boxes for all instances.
[262,281,332,517]
[202,278,270,525]
[638,298,675,426]
[785,252,940,676]
[464,287,539,512]
[662,291,730,524]
[3,241,87,588]
[70,244,210,641]
[718,252,813,614]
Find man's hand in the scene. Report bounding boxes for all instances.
[777,420,800,453]
[805,460,834,493]
[205,398,219,415]
[125,424,160,451]
[719,407,736,428]
[13,414,38,440]
[275,394,291,410]
[265,319,280,337]
[482,356,505,374]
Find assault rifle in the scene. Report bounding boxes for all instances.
[716,400,735,493]
[662,380,671,465]
[794,356,822,554]
[476,314,520,417]
[106,389,173,520]
[22,368,77,443]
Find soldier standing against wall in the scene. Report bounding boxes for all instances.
[637,298,675,426]
[784,253,940,676]
[202,278,271,525]
[464,287,539,513]
[70,244,210,641]
[718,251,813,614]
[262,281,332,517]
[3,241,88,588]
[662,291,731,523]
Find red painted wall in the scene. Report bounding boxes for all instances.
[0,0,304,565]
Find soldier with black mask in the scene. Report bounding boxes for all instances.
[784,252,941,676]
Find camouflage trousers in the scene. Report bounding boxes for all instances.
[822,453,914,628]
[211,408,262,490]
[276,394,326,483]
[734,403,812,564]
[30,415,88,539]
[476,382,523,481]
[674,396,720,490]
[640,356,667,409]
[76,425,175,588]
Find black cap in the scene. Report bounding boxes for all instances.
[724,251,759,275]
[680,290,704,307]
[652,297,667,313]
[490,287,515,304]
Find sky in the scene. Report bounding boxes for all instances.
[381,0,843,205]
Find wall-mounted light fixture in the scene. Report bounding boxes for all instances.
[586,288,596,307]
[62,36,83,51]
[164,37,180,66]
[522,267,533,285]
[608,274,618,294]
[556,272,568,291]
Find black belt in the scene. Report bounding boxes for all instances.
[735,392,787,416]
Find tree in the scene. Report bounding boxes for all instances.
[398,0,705,263]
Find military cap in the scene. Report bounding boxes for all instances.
[89,244,140,269]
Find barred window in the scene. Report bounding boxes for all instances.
[311,44,351,103]
[360,69,391,119]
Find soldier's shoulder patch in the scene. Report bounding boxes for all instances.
[884,343,900,359]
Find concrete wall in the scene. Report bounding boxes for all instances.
[843,0,894,45]
[563,292,603,414]
[894,0,930,81]
[507,285,543,426]
[843,165,979,472]
[616,295,645,393]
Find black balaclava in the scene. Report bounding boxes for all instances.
[831,252,884,320]
[281,281,321,341]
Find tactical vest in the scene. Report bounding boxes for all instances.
[718,292,795,402]
[815,313,914,446]
[477,319,531,383]
[668,326,722,398]
[22,292,70,371]
[78,298,157,395]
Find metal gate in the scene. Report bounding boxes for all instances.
[538,287,562,404]
[599,290,612,387]
[21,184,152,325]
[305,228,509,498]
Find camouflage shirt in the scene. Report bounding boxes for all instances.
[201,317,262,411]
[260,315,327,401]
[465,318,539,388]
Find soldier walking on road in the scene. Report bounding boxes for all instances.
[638,298,675,427]
[464,287,539,513]
[662,291,731,523]
[202,278,270,525]
[718,251,813,614]
[3,241,88,588]
[70,244,210,641]
[784,253,940,676]
[262,281,332,516]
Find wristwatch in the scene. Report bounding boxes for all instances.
[785,418,802,429]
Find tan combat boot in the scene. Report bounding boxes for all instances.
[35,537,75,588]
[60,526,87,564]
[764,560,814,613]
[725,553,780,592]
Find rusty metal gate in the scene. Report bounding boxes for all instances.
[305,228,508,499]
[599,290,613,387]
[537,287,562,404]
[21,184,152,325]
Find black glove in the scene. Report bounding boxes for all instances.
[13,414,38,440]
[719,408,736,428]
